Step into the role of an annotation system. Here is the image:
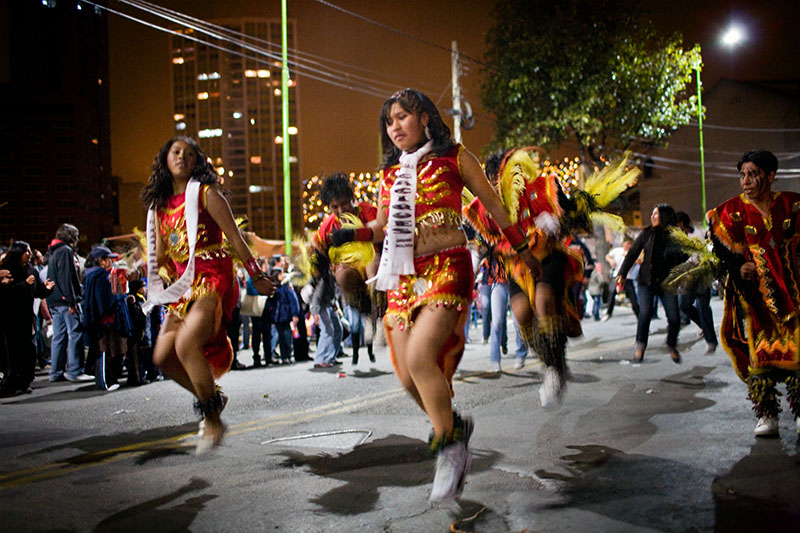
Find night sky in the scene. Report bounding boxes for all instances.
[107,0,799,228]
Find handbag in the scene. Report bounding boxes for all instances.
[240,293,267,317]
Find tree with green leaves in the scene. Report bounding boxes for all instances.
[482,0,702,164]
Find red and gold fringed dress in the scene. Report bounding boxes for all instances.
[462,157,584,339]
[378,144,474,394]
[707,191,800,381]
[157,184,239,378]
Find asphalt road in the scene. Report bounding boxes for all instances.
[1,298,799,532]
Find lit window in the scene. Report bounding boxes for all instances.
[288,79,295,87]
[174,113,185,121]
[97,78,102,85]
[288,126,298,135]
[208,72,220,80]
[176,122,186,131]
[197,92,209,100]
[197,73,208,81]
[216,167,225,176]
[249,185,263,193]
[228,170,234,177]
[244,70,257,78]
[91,138,98,145]
[198,128,223,138]
[172,57,185,65]
[250,118,256,125]
[274,88,281,96]
[250,156,262,164]
[274,136,283,144]
[232,112,242,119]
[289,156,298,163]
[257,69,271,78]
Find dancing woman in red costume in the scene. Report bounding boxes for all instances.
[141,137,274,453]
[333,89,540,502]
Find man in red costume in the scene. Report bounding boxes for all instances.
[707,149,800,437]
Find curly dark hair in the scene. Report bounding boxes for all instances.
[379,88,454,170]
[319,172,354,206]
[141,136,219,208]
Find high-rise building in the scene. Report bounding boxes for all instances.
[0,0,116,251]
[169,18,301,240]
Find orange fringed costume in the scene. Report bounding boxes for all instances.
[463,165,584,336]
[157,184,238,378]
[707,191,800,381]
[379,144,474,393]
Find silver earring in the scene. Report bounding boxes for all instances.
[424,126,431,140]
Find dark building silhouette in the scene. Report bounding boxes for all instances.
[0,0,117,252]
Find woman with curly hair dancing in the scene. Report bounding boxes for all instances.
[141,137,274,453]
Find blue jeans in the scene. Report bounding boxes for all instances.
[49,306,84,380]
[275,321,294,361]
[591,294,603,320]
[679,289,718,345]
[480,284,492,341]
[344,303,363,344]
[489,283,526,363]
[636,283,680,349]
[315,305,342,364]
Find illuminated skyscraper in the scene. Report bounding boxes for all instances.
[169,18,301,239]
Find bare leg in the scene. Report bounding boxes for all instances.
[385,320,425,410]
[172,297,224,444]
[152,312,195,393]
[403,305,462,439]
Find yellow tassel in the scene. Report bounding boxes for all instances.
[589,212,627,235]
[499,149,542,224]
[583,151,640,208]
[327,212,375,269]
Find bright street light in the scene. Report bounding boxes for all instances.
[697,24,746,226]
[721,25,745,47]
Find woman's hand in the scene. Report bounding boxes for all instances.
[253,277,276,296]
[740,261,757,282]
[519,248,543,281]
[45,278,55,290]
[26,274,35,285]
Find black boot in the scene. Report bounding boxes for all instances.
[367,342,375,363]
[352,332,360,365]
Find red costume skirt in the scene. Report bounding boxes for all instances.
[384,246,474,395]
[167,256,239,379]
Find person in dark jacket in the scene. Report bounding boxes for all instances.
[617,204,687,363]
[265,267,301,364]
[46,223,93,382]
[82,246,125,391]
[0,241,54,396]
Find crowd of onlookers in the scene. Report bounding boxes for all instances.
[0,223,380,398]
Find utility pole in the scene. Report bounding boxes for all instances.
[450,40,461,143]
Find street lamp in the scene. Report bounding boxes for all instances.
[697,23,746,226]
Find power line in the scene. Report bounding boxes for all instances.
[99,0,449,102]
[688,121,800,133]
[312,0,487,67]
[90,0,396,100]
[121,0,442,96]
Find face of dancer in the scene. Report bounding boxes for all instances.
[167,140,197,182]
[385,102,429,152]
[20,247,31,266]
[328,195,354,217]
[650,207,661,227]
[739,161,774,202]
